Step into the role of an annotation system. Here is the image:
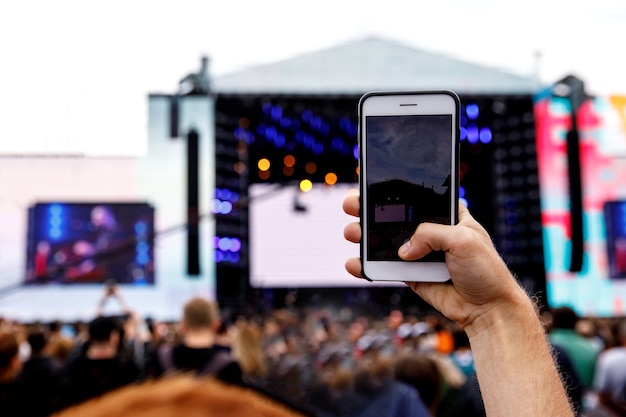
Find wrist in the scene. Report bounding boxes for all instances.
[463,283,539,341]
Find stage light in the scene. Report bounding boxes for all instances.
[283,166,294,176]
[274,133,286,148]
[280,117,292,128]
[284,155,296,167]
[258,158,270,171]
[479,127,493,144]
[295,130,306,142]
[271,105,283,120]
[466,125,479,144]
[230,238,242,252]
[219,201,233,215]
[238,117,250,129]
[299,179,313,192]
[265,126,277,141]
[460,127,467,141]
[466,103,480,120]
[305,162,317,174]
[313,143,324,155]
[325,172,338,185]
[311,115,322,130]
[234,162,246,174]
[332,137,343,151]
[353,144,358,159]
[303,134,315,149]
[211,199,222,214]
[235,141,248,155]
[218,237,232,251]
[259,170,270,180]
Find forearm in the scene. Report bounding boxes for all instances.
[466,290,574,417]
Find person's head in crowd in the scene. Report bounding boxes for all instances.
[232,322,267,379]
[575,318,597,339]
[48,320,62,334]
[551,306,580,331]
[27,327,48,357]
[613,319,626,347]
[394,353,443,415]
[0,331,21,382]
[87,316,122,359]
[180,297,220,347]
[47,335,74,362]
[386,309,404,331]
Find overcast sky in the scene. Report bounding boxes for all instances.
[1,0,625,153]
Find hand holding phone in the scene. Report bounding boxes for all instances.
[358,90,460,282]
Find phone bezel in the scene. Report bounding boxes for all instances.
[358,90,460,282]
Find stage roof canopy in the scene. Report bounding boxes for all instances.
[213,37,542,95]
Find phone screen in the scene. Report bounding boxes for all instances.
[365,114,453,262]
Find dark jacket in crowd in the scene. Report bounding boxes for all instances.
[62,352,140,408]
[153,343,243,385]
[16,355,65,417]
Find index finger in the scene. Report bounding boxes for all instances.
[342,192,360,218]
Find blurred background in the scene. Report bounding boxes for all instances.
[2,0,626,321]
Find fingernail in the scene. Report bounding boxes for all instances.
[399,240,411,255]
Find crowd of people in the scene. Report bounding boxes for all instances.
[1,196,625,416]
[1,289,625,417]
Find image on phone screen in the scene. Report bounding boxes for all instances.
[365,114,452,262]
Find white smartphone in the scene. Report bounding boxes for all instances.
[358,90,460,282]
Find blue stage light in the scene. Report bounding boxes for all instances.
[219,201,233,215]
[271,105,283,120]
[218,237,231,251]
[274,133,286,148]
[313,143,324,155]
[353,144,359,159]
[467,125,479,144]
[339,117,351,131]
[230,238,242,252]
[265,126,277,140]
[466,103,479,120]
[303,134,315,149]
[301,110,313,122]
[280,117,291,128]
[310,116,322,130]
[479,127,493,144]
[295,130,306,142]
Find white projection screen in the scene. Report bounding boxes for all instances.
[249,183,400,288]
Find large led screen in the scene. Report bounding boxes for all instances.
[25,202,155,285]
[535,93,626,316]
